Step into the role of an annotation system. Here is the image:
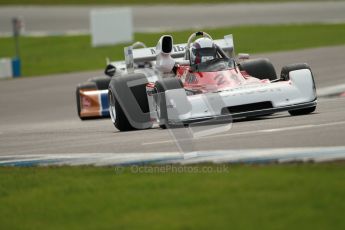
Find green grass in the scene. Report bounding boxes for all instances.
[0,163,344,230]
[0,0,328,6]
[1,23,345,76]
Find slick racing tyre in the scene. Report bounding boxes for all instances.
[154,78,183,129]
[289,106,316,116]
[108,89,134,131]
[88,76,111,90]
[238,58,277,81]
[76,81,97,120]
[108,73,152,131]
[282,63,317,116]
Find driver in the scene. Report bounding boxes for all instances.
[189,37,218,65]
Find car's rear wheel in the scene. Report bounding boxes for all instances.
[238,58,277,81]
[238,59,277,118]
[89,76,111,90]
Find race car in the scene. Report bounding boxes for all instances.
[75,42,151,120]
[107,31,317,131]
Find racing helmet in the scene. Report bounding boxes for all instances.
[190,37,217,65]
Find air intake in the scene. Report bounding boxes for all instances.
[222,101,273,114]
[162,36,172,53]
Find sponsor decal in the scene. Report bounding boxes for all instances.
[82,96,92,108]
[221,86,283,97]
[150,45,186,55]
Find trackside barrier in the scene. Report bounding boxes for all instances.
[0,58,12,79]
[12,58,21,77]
[0,57,21,79]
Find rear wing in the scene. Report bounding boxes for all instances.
[124,34,235,67]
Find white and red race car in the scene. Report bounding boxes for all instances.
[106,31,317,131]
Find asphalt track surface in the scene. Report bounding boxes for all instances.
[1,2,345,35]
[0,45,345,156]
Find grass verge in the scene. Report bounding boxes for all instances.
[1,23,345,76]
[0,163,344,230]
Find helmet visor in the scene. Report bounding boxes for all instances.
[193,47,217,63]
[193,47,217,57]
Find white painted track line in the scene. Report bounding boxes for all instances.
[142,121,345,146]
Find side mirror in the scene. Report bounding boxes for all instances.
[104,64,116,77]
[238,53,250,61]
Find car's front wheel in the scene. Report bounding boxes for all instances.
[108,73,153,131]
[108,90,135,132]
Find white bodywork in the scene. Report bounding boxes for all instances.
[144,68,316,123]
[158,69,316,123]
[108,34,316,125]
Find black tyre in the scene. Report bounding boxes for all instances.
[154,78,183,129]
[89,76,111,90]
[76,82,97,120]
[108,89,134,131]
[289,106,316,116]
[108,73,152,131]
[238,58,277,81]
